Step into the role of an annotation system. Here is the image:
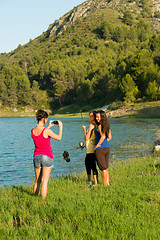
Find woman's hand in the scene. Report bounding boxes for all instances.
[46,120,63,140]
[94,144,101,150]
[57,120,63,128]
[47,120,62,129]
[82,125,86,131]
[47,120,54,129]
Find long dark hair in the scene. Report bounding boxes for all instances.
[89,110,97,123]
[89,110,97,136]
[36,110,48,123]
[96,110,110,137]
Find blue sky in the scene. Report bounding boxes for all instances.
[0,0,85,53]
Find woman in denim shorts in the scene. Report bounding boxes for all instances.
[31,110,63,198]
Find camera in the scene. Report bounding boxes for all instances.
[53,120,58,124]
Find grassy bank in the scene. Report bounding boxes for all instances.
[0,107,36,117]
[106,101,160,119]
[1,155,160,239]
[1,100,160,118]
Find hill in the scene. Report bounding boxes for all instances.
[0,0,160,113]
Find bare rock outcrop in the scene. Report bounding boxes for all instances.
[48,0,108,37]
[47,0,160,38]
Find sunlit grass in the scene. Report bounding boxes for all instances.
[1,100,160,118]
[1,155,160,239]
[119,142,153,150]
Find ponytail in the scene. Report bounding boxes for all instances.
[36,110,48,123]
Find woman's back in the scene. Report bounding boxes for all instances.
[86,130,95,154]
[94,128,110,149]
[31,128,53,159]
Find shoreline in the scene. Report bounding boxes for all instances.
[1,101,160,118]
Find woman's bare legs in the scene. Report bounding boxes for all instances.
[101,169,109,186]
[34,168,42,196]
[34,167,52,198]
[41,168,52,199]
[93,174,98,186]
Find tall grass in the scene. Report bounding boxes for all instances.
[0,155,160,239]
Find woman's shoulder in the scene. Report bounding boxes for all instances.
[44,127,53,136]
[88,123,96,131]
[90,122,96,127]
[31,127,35,134]
[97,124,102,131]
[32,127,45,136]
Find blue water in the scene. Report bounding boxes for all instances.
[0,117,159,187]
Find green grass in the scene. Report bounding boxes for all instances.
[0,155,160,239]
[106,100,160,119]
[119,142,153,150]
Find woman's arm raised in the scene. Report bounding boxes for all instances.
[46,120,63,140]
[86,123,95,140]
[82,125,87,140]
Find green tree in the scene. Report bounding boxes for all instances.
[123,10,134,25]
[101,21,114,40]
[130,50,157,96]
[77,79,93,102]
[154,11,160,18]
[6,77,18,106]
[113,27,125,43]
[141,7,152,18]
[0,78,8,104]
[28,66,39,77]
[146,81,160,100]
[16,74,32,105]
[54,81,66,97]
[32,81,41,106]
[150,35,160,51]
[32,80,48,107]
[140,0,149,7]
[137,19,152,42]
[120,74,139,102]
[2,66,18,106]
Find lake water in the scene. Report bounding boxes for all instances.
[0,117,159,187]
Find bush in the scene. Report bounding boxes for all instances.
[57,104,80,114]
[123,10,134,25]
[120,74,139,102]
[146,81,160,100]
[108,101,123,110]
[154,11,160,18]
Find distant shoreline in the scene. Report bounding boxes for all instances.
[1,101,160,118]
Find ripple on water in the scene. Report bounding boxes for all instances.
[0,117,159,187]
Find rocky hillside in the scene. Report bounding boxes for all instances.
[48,0,160,37]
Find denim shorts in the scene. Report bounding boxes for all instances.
[33,155,54,169]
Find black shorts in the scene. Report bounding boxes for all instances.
[85,153,98,176]
[95,147,110,171]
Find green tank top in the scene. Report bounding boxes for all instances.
[86,130,95,154]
